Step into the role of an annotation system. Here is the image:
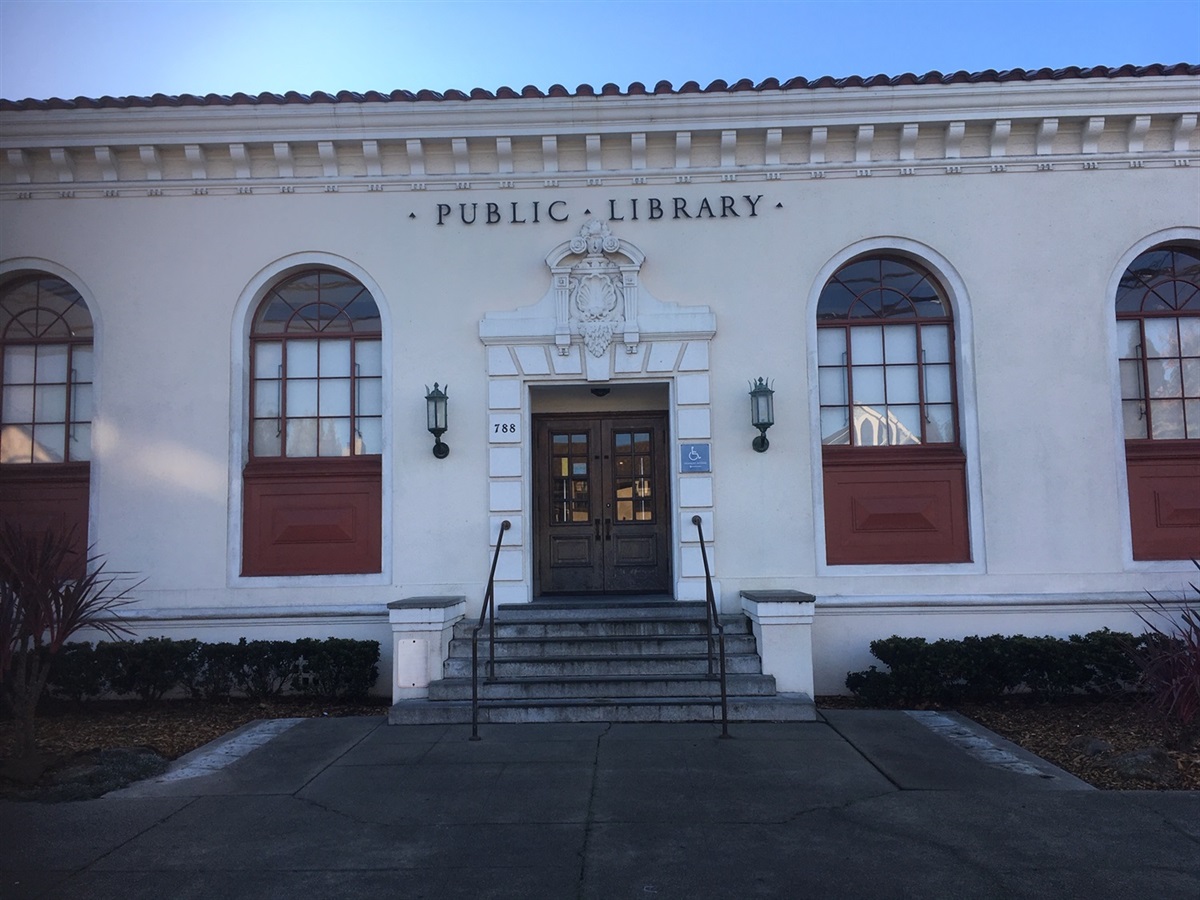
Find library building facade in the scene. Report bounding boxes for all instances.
[1,64,1197,712]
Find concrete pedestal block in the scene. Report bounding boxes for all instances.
[739,590,816,696]
[387,596,466,702]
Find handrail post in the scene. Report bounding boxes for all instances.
[471,519,511,741]
[692,515,730,739]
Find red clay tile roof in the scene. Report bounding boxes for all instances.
[1,64,1196,110]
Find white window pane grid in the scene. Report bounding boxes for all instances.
[921,325,951,363]
[887,405,922,444]
[357,378,383,416]
[1149,400,1186,439]
[1116,320,1142,359]
[255,342,282,378]
[1181,318,1200,356]
[287,341,318,378]
[1183,358,1200,398]
[71,383,93,423]
[854,366,886,404]
[1187,400,1200,439]
[68,423,91,462]
[1122,400,1147,439]
[1119,359,1144,400]
[1145,360,1182,398]
[34,385,67,423]
[318,418,352,456]
[924,365,954,404]
[850,326,884,364]
[820,407,849,444]
[2,385,33,423]
[319,340,351,378]
[72,346,94,382]
[1143,318,1180,358]
[32,423,65,462]
[286,379,319,417]
[4,346,36,383]
[926,404,957,443]
[318,378,351,417]
[355,418,383,454]
[356,340,383,377]
[286,418,319,457]
[36,345,69,383]
[884,325,918,363]
[817,329,846,365]
[253,419,281,456]
[885,366,919,404]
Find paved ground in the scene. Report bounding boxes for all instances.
[2,711,1198,899]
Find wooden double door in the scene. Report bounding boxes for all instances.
[534,413,671,595]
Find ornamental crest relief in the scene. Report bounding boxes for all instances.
[567,220,625,357]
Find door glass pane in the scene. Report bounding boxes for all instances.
[884,325,918,363]
[633,432,650,453]
[850,326,883,365]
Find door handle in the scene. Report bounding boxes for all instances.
[594,518,601,541]
[605,517,612,541]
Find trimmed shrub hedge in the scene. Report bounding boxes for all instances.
[45,636,381,703]
[844,629,1145,706]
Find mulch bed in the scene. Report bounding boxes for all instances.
[819,694,1199,791]
[2,694,1196,798]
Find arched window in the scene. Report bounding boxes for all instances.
[0,273,94,560]
[1115,243,1199,559]
[242,268,383,576]
[816,255,970,564]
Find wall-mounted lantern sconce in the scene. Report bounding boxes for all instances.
[425,383,449,458]
[749,377,774,452]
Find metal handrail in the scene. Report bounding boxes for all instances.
[692,515,730,738]
[471,519,511,741]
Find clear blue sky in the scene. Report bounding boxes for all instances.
[1,0,1197,100]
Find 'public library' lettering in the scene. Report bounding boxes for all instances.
[435,194,764,226]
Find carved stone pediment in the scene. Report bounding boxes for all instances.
[479,218,715,381]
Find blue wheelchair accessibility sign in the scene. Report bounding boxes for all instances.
[681,443,711,473]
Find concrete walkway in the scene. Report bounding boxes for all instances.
[2,712,1197,899]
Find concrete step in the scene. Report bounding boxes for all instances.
[443,653,765,679]
[453,617,750,639]
[447,634,759,658]
[493,602,713,622]
[388,694,818,725]
[427,672,779,701]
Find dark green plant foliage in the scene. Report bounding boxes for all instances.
[190,642,242,701]
[845,629,1144,706]
[45,642,105,702]
[292,638,380,701]
[101,637,200,703]
[1134,567,1200,747]
[235,639,301,699]
[0,526,136,757]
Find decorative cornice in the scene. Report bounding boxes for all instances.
[1,70,1195,197]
